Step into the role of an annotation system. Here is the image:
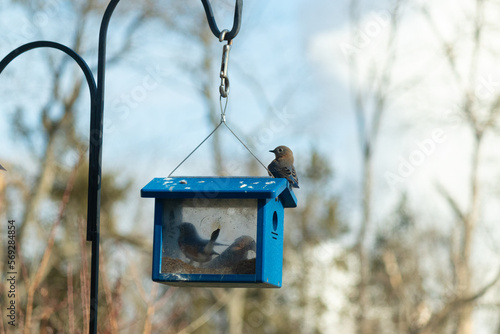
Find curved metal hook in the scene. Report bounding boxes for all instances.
[201,0,243,41]
[0,1,122,333]
[0,41,97,100]
[0,39,99,334]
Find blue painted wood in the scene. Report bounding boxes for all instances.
[151,199,163,282]
[153,274,278,288]
[261,197,284,287]
[142,176,297,288]
[255,199,265,285]
[141,177,297,208]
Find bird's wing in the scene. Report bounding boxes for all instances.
[268,160,279,177]
[282,166,299,188]
[269,160,299,188]
[289,165,299,188]
[280,165,299,188]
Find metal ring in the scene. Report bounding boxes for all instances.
[219,29,229,43]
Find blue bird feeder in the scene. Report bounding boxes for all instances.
[141,176,297,288]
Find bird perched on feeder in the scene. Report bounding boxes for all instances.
[268,145,299,188]
[177,222,226,264]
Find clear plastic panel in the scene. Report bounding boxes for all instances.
[161,198,257,275]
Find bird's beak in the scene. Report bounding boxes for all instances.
[269,149,274,153]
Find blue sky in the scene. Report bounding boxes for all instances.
[0,0,350,242]
[4,0,500,230]
[0,0,349,181]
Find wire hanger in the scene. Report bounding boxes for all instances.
[169,0,271,177]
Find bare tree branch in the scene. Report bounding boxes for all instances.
[421,268,500,334]
[435,181,466,223]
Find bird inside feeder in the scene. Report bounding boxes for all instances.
[160,198,258,275]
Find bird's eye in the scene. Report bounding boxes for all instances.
[278,148,283,152]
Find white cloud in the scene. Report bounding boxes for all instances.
[308,0,500,212]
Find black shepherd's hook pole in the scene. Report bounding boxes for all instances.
[0,0,122,332]
[86,1,121,332]
[1,0,244,332]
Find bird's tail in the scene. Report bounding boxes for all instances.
[210,228,220,243]
[208,228,229,246]
[214,241,229,246]
[205,228,222,255]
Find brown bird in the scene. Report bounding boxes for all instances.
[205,235,256,269]
[268,145,299,188]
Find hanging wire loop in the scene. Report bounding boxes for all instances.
[201,0,243,41]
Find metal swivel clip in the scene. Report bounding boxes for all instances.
[219,30,232,98]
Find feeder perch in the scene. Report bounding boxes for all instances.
[141,176,297,287]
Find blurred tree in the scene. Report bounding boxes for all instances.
[370,195,434,333]
[417,1,500,332]
[345,0,408,332]
[339,0,500,333]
